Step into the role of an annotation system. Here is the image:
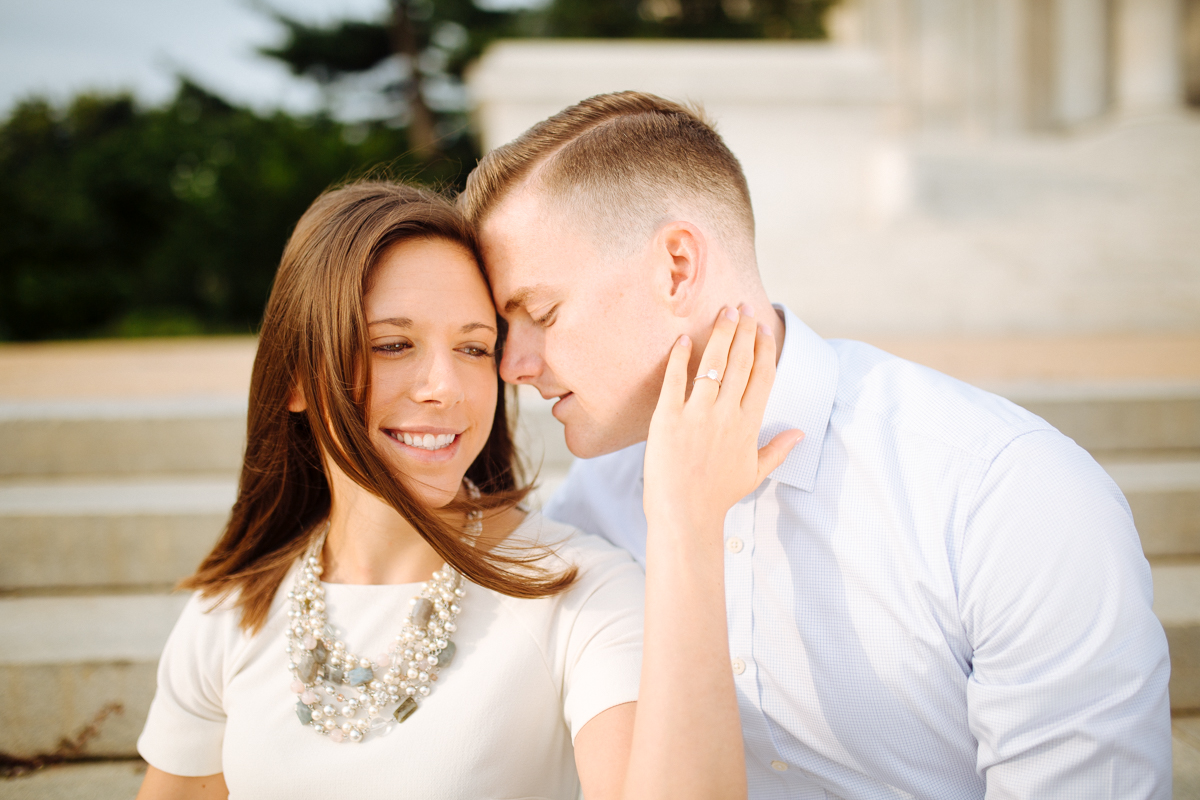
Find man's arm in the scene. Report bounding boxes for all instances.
[960,430,1171,798]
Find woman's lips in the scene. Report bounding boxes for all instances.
[384,430,462,462]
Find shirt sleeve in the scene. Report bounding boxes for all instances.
[549,530,646,741]
[958,429,1172,798]
[137,591,232,777]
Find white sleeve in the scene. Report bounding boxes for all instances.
[550,532,646,741]
[959,430,1172,798]
[137,592,233,777]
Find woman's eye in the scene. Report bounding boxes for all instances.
[461,345,493,358]
[535,306,558,327]
[373,341,410,355]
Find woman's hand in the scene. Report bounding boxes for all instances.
[615,305,801,800]
[643,305,803,532]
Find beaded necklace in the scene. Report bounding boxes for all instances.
[286,490,478,743]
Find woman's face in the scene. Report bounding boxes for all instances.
[363,237,499,508]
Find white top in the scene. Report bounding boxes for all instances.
[546,305,1172,800]
[138,513,644,799]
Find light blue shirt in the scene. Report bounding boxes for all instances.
[545,305,1172,799]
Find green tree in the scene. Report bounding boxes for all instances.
[259,0,836,157]
[0,81,466,341]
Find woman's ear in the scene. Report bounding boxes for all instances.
[656,221,706,318]
[287,384,307,413]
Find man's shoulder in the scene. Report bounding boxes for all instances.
[825,338,1061,463]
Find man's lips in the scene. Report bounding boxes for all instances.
[550,392,573,421]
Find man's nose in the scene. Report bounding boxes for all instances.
[499,322,543,386]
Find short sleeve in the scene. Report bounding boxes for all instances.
[959,430,1172,797]
[551,531,646,741]
[137,592,233,776]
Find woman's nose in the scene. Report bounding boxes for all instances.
[410,349,465,405]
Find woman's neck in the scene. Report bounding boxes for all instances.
[319,464,449,585]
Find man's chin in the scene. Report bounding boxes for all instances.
[563,423,646,460]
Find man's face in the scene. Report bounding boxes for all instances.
[479,190,675,458]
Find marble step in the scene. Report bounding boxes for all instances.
[2,563,1197,759]
[0,392,574,479]
[0,477,236,591]
[0,593,189,759]
[0,760,148,800]
[0,457,1185,593]
[3,384,1198,479]
[996,383,1200,452]
[0,469,570,592]
[1101,459,1200,558]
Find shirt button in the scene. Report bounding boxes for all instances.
[726,536,744,554]
[731,657,746,675]
[771,760,788,772]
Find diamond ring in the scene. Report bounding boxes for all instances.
[693,368,722,387]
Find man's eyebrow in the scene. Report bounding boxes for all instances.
[503,285,547,315]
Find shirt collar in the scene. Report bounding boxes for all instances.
[759,304,838,492]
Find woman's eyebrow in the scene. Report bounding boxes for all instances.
[461,322,497,334]
[368,318,495,335]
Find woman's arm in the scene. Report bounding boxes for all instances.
[136,766,228,800]
[576,306,802,800]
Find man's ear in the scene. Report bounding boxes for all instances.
[657,221,706,317]
[287,383,307,413]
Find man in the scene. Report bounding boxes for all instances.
[461,91,1172,798]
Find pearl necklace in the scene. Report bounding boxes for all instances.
[287,500,478,744]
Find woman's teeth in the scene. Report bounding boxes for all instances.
[400,432,455,450]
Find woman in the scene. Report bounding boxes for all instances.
[136,180,795,799]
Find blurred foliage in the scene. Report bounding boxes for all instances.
[260,0,836,154]
[0,81,474,341]
[2,0,836,341]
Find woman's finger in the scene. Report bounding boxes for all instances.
[756,430,805,487]
[740,321,778,415]
[715,304,759,407]
[690,306,740,401]
[656,334,693,414]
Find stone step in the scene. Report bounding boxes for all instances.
[3,383,1196,479]
[0,477,236,591]
[1153,564,1200,713]
[0,593,188,759]
[0,457,1185,593]
[0,398,247,478]
[995,383,1200,453]
[1100,459,1200,559]
[0,469,570,593]
[0,760,148,800]
[2,563,1197,758]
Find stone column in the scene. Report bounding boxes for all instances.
[1115,0,1184,112]
[1054,0,1112,125]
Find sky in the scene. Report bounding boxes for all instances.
[0,0,538,118]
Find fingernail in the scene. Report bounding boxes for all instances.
[724,307,738,322]
[678,334,691,347]
[759,323,772,337]
[742,304,756,318]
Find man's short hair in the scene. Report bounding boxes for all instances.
[460,91,756,259]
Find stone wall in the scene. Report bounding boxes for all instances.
[466,4,1200,338]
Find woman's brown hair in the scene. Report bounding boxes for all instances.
[182,180,575,633]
